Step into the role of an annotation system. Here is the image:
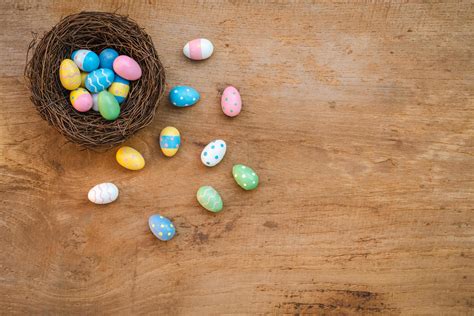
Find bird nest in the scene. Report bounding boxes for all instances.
[24,11,166,149]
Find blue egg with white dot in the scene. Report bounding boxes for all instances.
[149,214,176,241]
[201,139,226,167]
[99,48,119,69]
[169,86,200,107]
[71,49,100,72]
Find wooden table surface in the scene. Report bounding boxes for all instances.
[1,1,473,314]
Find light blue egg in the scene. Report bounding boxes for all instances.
[148,214,176,241]
[85,68,115,93]
[99,48,119,69]
[72,49,100,72]
[169,86,200,107]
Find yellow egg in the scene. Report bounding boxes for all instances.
[160,126,181,157]
[59,59,81,90]
[116,146,145,170]
[80,72,88,88]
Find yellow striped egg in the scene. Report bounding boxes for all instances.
[59,59,81,90]
[108,76,130,104]
[160,126,181,157]
[116,146,145,170]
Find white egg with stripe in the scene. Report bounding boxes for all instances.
[88,182,119,204]
[183,38,214,61]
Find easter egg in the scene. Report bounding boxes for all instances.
[183,38,214,61]
[70,88,93,112]
[80,72,88,88]
[116,146,145,170]
[99,48,119,69]
[92,93,99,111]
[169,86,200,107]
[85,68,115,93]
[113,55,142,80]
[196,186,223,213]
[71,49,100,72]
[149,214,176,241]
[233,164,259,190]
[59,59,81,90]
[201,140,226,167]
[221,86,242,117]
[88,182,119,204]
[108,76,130,104]
[98,91,120,120]
[160,126,181,157]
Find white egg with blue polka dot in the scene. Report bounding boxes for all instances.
[201,139,227,167]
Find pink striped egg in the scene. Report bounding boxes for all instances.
[183,38,214,61]
[88,182,119,204]
[221,86,242,117]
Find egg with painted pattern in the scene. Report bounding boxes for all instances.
[108,76,130,104]
[221,86,242,117]
[160,126,181,157]
[59,59,81,90]
[70,88,93,112]
[113,55,142,80]
[85,68,115,93]
[116,146,145,170]
[71,49,100,72]
[183,38,214,61]
[88,182,119,204]
[196,186,223,213]
[201,139,226,167]
[232,164,259,190]
[149,214,176,241]
[80,72,88,88]
[98,91,120,120]
[169,86,200,107]
[99,48,119,69]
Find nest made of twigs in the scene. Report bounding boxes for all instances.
[24,11,166,149]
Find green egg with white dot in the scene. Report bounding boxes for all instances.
[201,139,226,167]
[233,164,259,190]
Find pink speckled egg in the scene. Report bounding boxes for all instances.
[221,86,242,117]
[70,88,93,112]
[113,55,142,81]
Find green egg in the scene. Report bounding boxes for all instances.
[232,164,259,190]
[197,186,223,213]
[98,91,120,120]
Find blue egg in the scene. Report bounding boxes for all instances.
[71,49,100,72]
[85,68,115,93]
[169,86,200,107]
[99,48,119,69]
[148,214,176,241]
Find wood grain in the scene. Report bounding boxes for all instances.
[1,1,473,314]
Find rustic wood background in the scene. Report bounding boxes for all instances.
[1,1,473,314]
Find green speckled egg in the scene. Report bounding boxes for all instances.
[232,164,259,190]
[197,186,223,213]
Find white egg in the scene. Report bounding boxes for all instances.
[92,93,99,111]
[88,182,119,204]
[183,38,214,61]
[201,139,226,167]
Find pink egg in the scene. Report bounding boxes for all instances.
[221,86,242,117]
[73,93,93,112]
[113,55,142,80]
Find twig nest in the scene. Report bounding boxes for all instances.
[24,11,166,149]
